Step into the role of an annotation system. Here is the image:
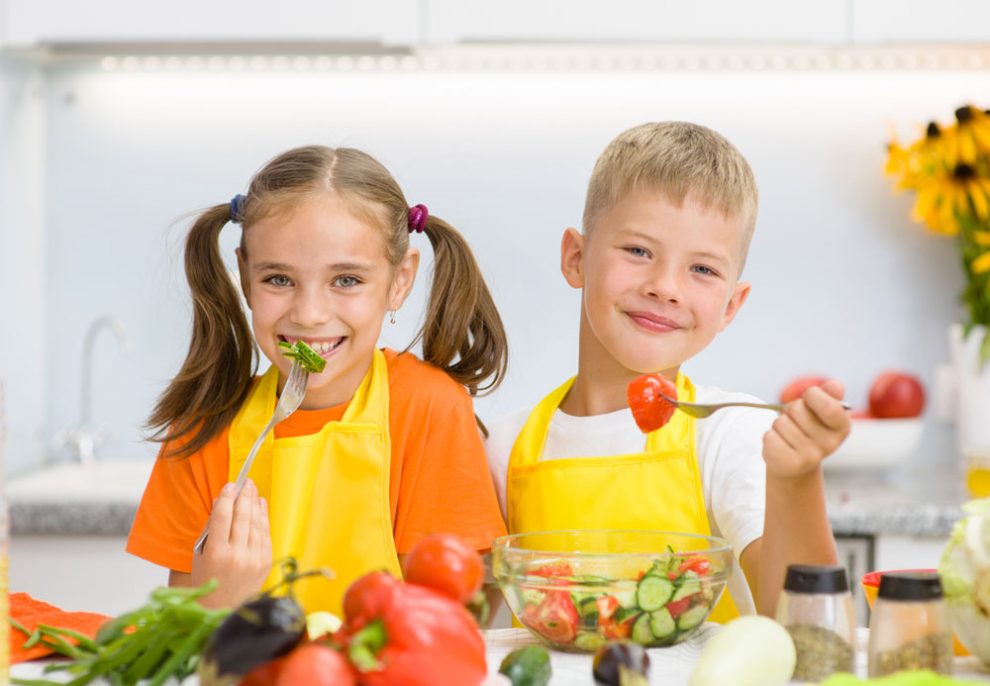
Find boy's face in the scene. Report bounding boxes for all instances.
[562,188,750,379]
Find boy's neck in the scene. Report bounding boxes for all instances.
[560,330,679,417]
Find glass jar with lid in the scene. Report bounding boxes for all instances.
[868,571,952,676]
[776,564,856,681]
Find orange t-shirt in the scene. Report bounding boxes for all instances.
[127,348,506,574]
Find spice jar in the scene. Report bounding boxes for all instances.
[776,564,856,681]
[868,572,952,677]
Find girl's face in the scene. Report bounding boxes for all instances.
[237,195,418,409]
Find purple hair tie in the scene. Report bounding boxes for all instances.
[407,204,429,234]
[229,194,246,224]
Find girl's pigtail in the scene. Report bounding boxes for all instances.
[414,216,508,397]
[147,204,256,457]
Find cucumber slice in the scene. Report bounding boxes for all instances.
[648,607,675,639]
[278,340,327,374]
[671,579,702,602]
[614,605,640,623]
[574,632,606,652]
[636,574,674,611]
[676,604,709,631]
[612,589,638,609]
[631,613,654,646]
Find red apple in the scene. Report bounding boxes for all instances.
[868,371,925,418]
[780,375,829,404]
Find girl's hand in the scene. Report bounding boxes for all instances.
[762,380,851,479]
[192,478,272,609]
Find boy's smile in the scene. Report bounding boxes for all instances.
[561,188,751,413]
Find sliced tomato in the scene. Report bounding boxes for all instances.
[530,562,574,578]
[532,591,579,644]
[602,613,635,640]
[665,594,698,619]
[677,557,711,576]
[627,374,678,433]
[595,595,620,623]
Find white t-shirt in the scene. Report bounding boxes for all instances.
[485,383,773,615]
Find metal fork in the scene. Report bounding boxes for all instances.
[193,360,310,554]
[663,396,852,419]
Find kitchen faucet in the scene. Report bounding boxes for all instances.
[53,316,129,465]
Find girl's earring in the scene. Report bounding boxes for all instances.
[388,310,397,325]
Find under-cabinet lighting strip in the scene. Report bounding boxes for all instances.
[98,48,990,73]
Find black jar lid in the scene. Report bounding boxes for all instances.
[877,572,943,601]
[784,564,850,594]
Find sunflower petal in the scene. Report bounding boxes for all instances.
[972,230,990,247]
[971,250,990,275]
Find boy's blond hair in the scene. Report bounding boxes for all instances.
[582,122,759,266]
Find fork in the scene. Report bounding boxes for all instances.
[193,360,310,554]
[662,396,852,419]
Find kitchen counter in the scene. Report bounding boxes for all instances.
[6,461,969,539]
[11,626,990,684]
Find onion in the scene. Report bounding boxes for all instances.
[689,616,796,686]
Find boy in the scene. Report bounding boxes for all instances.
[487,122,849,617]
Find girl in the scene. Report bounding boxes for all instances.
[127,146,509,613]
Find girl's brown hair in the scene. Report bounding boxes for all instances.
[149,146,507,456]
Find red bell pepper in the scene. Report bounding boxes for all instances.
[342,576,487,686]
[627,373,678,433]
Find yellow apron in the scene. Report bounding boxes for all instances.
[228,349,401,615]
[507,373,740,623]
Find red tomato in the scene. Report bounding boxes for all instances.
[275,643,356,686]
[239,656,286,686]
[677,557,711,576]
[595,595,620,623]
[868,371,926,418]
[779,375,829,404]
[402,534,484,604]
[665,595,696,619]
[627,374,678,433]
[533,591,579,644]
[530,562,574,579]
[342,571,399,623]
[602,613,635,640]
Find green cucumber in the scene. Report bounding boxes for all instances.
[671,577,702,602]
[573,632,606,652]
[499,645,552,686]
[631,613,655,646]
[277,340,327,374]
[578,597,599,628]
[636,574,674,611]
[676,604,708,631]
[648,607,676,639]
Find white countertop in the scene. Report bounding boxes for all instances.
[11,627,990,685]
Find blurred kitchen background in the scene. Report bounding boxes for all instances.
[1,0,988,616]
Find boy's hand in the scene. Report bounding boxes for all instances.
[191,478,272,609]
[762,380,851,478]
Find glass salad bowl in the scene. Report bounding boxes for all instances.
[492,530,733,652]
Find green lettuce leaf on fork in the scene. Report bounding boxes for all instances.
[277,340,327,374]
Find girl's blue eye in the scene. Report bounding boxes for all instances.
[334,275,361,288]
[266,274,291,287]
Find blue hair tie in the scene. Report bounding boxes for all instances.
[229,194,246,224]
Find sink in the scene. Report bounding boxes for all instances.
[7,460,155,505]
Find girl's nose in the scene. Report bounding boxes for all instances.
[289,286,332,327]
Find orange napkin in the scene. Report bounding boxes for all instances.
[8,593,110,664]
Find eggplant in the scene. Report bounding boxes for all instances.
[592,641,651,686]
[197,593,306,686]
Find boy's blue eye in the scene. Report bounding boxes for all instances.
[692,265,719,277]
[334,275,361,288]
[265,274,292,287]
[625,246,650,258]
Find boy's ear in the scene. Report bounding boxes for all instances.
[387,247,420,311]
[235,247,252,307]
[718,280,751,331]
[560,228,585,289]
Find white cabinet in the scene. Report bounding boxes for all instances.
[851,0,990,43]
[425,0,848,44]
[9,536,167,617]
[2,0,418,49]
